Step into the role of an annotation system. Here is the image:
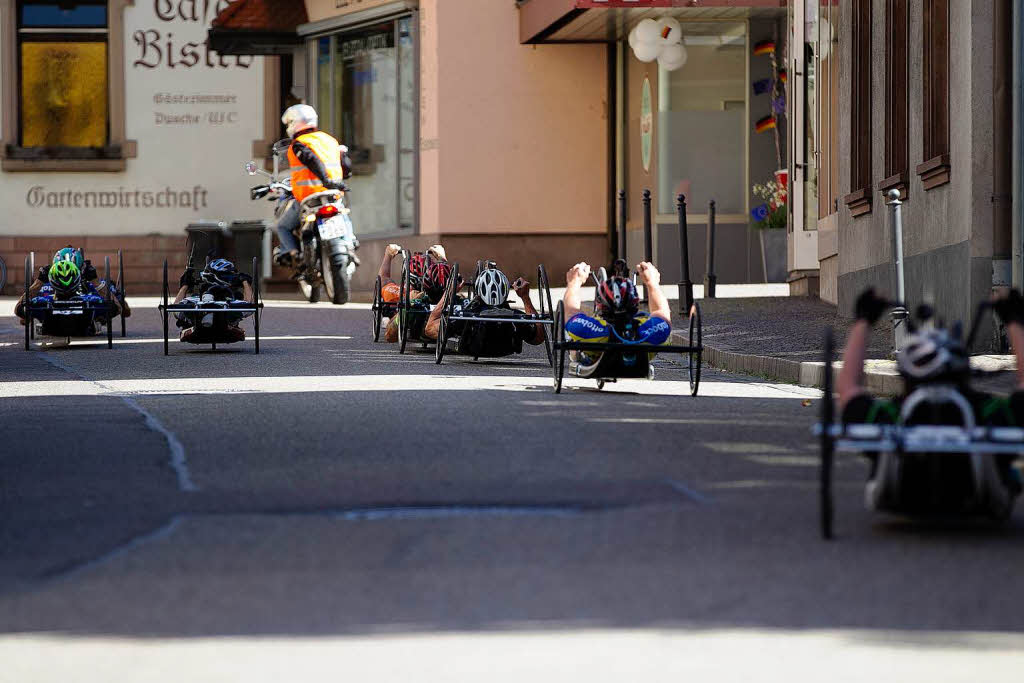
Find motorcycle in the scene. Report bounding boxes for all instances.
[245,139,359,305]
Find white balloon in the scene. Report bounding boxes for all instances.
[632,40,663,63]
[628,26,639,50]
[658,43,687,71]
[634,18,662,45]
[656,17,682,45]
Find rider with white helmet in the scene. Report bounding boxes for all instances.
[838,288,1024,518]
[274,104,353,265]
[422,260,546,356]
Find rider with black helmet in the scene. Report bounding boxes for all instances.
[172,258,255,343]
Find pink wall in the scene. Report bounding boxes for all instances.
[421,0,609,236]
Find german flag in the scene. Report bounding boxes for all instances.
[753,40,776,56]
[779,69,788,84]
[755,115,776,133]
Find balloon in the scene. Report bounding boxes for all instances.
[632,40,663,63]
[628,26,639,50]
[658,43,687,71]
[656,17,682,45]
[634,18,662,45]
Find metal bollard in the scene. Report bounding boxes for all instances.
[704,200,717,299]
[887,189,909,352]
[618,190,627,264]
[642,189,653,263]
[677,194,694,314]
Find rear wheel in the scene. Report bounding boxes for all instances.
[372,276,383,341]
[321,242,350,305]
[687,301,702,396]
[553,301,566,393]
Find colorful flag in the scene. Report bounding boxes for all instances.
[752,78,772,95]
[772,95,786,114]
[753,40,776,56]
[755,115,776,133]
[779,69,788,84]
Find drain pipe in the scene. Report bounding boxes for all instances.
[888,189,909,352]
[1014,0,1023,289]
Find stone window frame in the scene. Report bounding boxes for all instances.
[844,0,872,218]
[0,0,136,172]
[916,0,950,190]
[878,0,908,200]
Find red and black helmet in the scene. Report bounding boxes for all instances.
[424,261,453,295]
[408,252,429,285]
[595,276,639,318]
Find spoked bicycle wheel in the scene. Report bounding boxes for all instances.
[552,300,566,393]
[820,328,836,540]
[435,263,459,365]
[118,249,127,338]
[688,301,702,396]
[398,254,411,354]
[538,264,554,367]
[372,275,383,342]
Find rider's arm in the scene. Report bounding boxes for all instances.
[838,289,888,410]
[423,290,448,341]
[636,262,671,324]
[292,139,333,185]
[563,262,591,320]
[379,244,401,284]
[242,280,254,305]
[513,278,544,345]
[173,286,189,305]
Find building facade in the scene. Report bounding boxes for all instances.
[787,0,1024,350]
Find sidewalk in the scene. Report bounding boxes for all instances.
[673,296,1018,396]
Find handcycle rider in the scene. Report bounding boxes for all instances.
[171,259,255,343]
[562,260,672,369]
[273,103,354,267]
[376,242,448,343]
[422,262,546,357]
[838,288,1024,516]
[15,246,130,325]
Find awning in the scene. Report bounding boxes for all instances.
[518,0,786,44]
[208,0,309,55]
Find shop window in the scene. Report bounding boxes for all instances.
[916,0,950,189]
[843,0,871,217]
[311,16,417,236]
[816,1,840,221]
[2,1,133,171]
[657,23,747,217]
[880,0,908,199]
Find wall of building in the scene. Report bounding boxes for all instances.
[0,1,267,292]
[834,0,996,347]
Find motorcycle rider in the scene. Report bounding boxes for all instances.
[274,104,353,267]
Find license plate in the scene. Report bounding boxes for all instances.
[319,215,347,240]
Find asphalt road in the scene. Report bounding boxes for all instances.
[1,297,1022,682]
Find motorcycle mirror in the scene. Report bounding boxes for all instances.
[245,161,258,175]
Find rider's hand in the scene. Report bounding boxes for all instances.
[567,262,591,287]
[326,180,349,192]
[636,262,661,287]
[385,243,402,257]
[179,268,197,289]
[82,260,98,282]
[854,288,889,325]
[993,288,1024,326]
[512,277,530,298]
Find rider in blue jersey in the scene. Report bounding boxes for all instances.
[563,260,672,367]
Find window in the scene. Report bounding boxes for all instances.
[311,16,418,236]
[3,1,133,170]
[880,0,908,198]
[843,0,871,217]
[18,1,108,149]
[816,0,840,221]
[917,0,950,189]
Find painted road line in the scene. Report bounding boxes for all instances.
[0,375,822,400]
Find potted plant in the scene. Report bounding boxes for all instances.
[751,174,788,283]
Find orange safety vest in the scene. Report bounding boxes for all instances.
[287,130,344,202]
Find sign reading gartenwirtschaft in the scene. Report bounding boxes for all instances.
[0,1,266,237]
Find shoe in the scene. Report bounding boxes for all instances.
[274,248,299,267]
[180,327,196,343]
[224,326,246,343]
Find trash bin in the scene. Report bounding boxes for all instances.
[229,220,268,279]
[185,221,228,270]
